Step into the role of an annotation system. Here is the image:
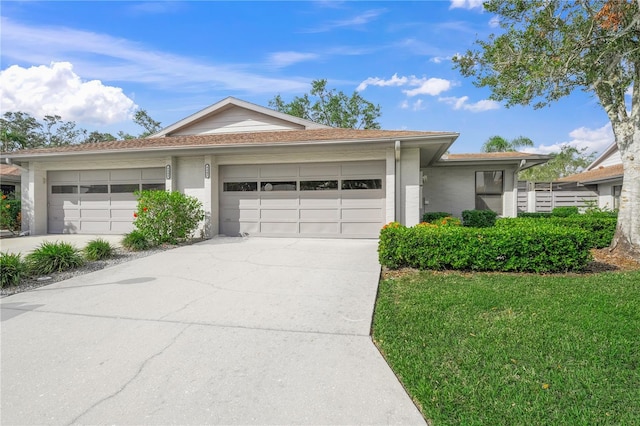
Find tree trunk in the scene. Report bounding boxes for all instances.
[611,121,640,258]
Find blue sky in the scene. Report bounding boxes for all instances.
[0,1,615,154]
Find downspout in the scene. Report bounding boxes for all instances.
[514,159,526,216]
[395,140,401,223]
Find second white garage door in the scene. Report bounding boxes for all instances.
[220,161,385,238]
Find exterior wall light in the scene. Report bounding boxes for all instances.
[205,163,210,179]
[165,164,172,180]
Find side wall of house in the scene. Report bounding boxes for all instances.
[421,164,518,219]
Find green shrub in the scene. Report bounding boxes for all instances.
[422,212,452,223]
[518,212,552,218]
[122,230,150,251]
[1,197,21,233]
[552,206,580,217]
[1,252,25,288]
[379,222,592,273]
[432,216,462,227]
[549,216,617,248]
[84,238,115,261]
[462,209,497,228]
[497,216,617,249]
[133,190,204,245]
[26,241,84,275]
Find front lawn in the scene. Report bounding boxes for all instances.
[372,270,640,425]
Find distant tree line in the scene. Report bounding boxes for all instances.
[0,110,162,152]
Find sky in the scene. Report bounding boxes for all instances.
[0,0,617,155]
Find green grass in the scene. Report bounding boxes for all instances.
[372,270,640,426]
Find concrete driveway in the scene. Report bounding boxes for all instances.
[1,237,425,425]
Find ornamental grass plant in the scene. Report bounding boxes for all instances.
[26,241,84,275]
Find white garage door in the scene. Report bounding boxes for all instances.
[48,168,165,234]
[220,161,385,238]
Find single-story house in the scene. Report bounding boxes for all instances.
[2,97,549,238]
[557,143,623,210]
[0,163,22,197]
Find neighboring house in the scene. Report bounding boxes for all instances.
[2,97,549,238]
[0,163,22,197]
[557,143,623,210]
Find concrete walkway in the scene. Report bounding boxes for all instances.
[1,237,426,425]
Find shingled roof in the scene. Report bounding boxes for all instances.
[5,128,455,158]
[557,164,624,183]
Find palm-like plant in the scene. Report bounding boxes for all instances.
[482,135,534,152]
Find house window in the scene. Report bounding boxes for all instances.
[111,184,140,193]
[475,171,504,215]
[261,181,297,191]
[52,185,78,194]
[142,183,166,191]
[613,185,622,210]
[80,185,108,194]
[300,180,338,191]
[341,179,382,190]
[223,182,258,192]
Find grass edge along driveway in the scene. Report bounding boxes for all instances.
[372,269,640,426]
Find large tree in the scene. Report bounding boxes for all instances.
[482,135,534,152]
[269,79,382,129]
[519,145,596,181]
[454,0,640,257]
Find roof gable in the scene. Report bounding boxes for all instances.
[588,143,620,170]
[150,97,331,137]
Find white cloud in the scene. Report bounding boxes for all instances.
[439,96,500,112]
[303,9,386,33]
[0,17,310,95]
[523,123,614,156]
[404,78,453,96]
[356,73,408,91]
[0,62,137,125]
[400,99,425,111]
[430,56,453,64]
[489,16,500,28]
[267,51,319,68]
[449,0,484,10]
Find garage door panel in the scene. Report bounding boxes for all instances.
[261,209,298,220]
[342,222,382,235]
[260,164,297,177]
[300,222,340,234]
[261,222,298,234]
[342,208,382,220]
[80,221,111,233]
[220,161,384,238]
[80,170,109,181]
[80,209,111,219]
[300,209,340,220]
[300,165,341,177]
[48,168,164,234]
[260,198,298,207]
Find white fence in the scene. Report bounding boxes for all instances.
[517,181,599,213]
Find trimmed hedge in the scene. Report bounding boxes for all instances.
[497,216,617,249]
[462,209,497,228]
[518,212,552,218]
[552,206,580,217]
[422,212,452,223]
[379,222,592,273]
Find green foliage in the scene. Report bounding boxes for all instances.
[497,215,617,249]
[421,212,452,223]
[133,109,162,137]
[84,238,115,261]
[0,252,25,288]
[551,206,580,217]
[519,145,596,181]
[269,79,382,129]
[432,216,462,227]
[482,135,534,152]
[379,222,593,273]
[518,212,552,218]
[121,230,151,251]
[26,241,84,275]
[373,269,640,425]
[0,197,21,232]
[461,209,497,228]
[133,190,204,245]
